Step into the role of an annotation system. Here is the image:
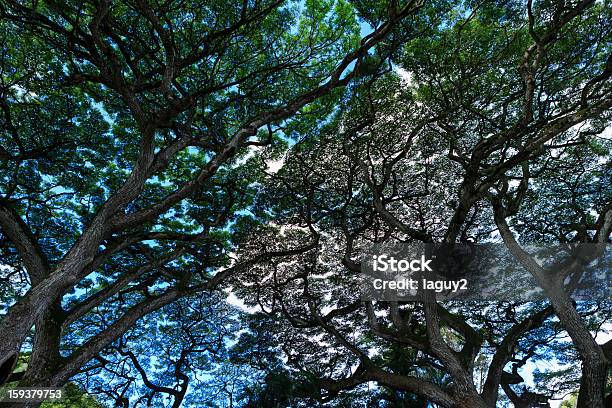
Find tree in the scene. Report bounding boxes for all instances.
[0,0,422,396]
[227,1,612,406]
[1,0,610,407]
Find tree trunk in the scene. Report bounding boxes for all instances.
[549,290,608,408]
[0,280,65,385]
[20,301,64,388]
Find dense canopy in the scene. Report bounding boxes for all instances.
[0,0,610,407]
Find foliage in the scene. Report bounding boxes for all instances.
[0,0,610,407]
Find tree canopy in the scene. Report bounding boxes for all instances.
[0,0,610,407]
